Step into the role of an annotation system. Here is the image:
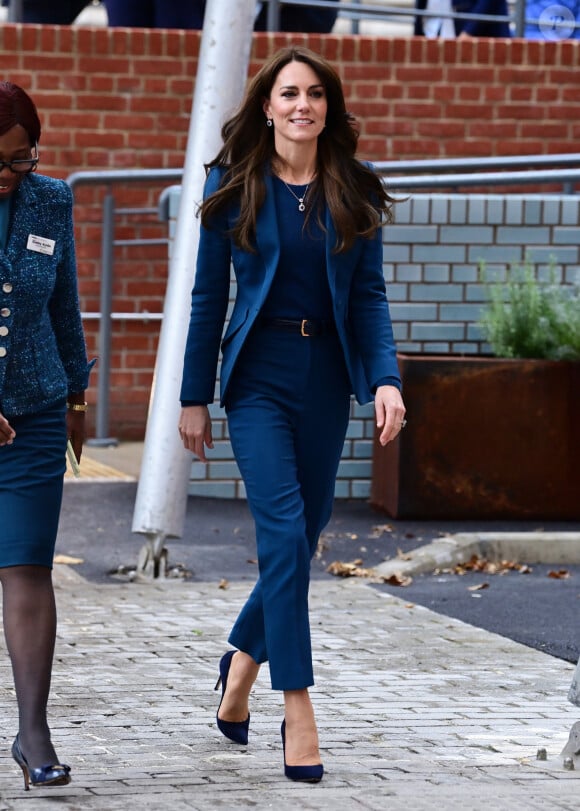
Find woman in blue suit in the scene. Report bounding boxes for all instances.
[179,46,405,782]
[0,82,93,790]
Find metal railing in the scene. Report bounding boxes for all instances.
[67,156,580,442]
[5,0,580,38]
[374,154,580,193]
[262,0,580,38]
[66,169,183,444]
[383,168,580,191]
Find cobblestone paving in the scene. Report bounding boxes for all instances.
[0,566,577,810]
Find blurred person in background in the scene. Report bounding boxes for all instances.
[103,0,206,28]
[414,0,512,36]
[2,0,92,23]
[104,0,338,32]
[254,0,338,32]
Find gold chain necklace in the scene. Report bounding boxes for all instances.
[282,180,310,212]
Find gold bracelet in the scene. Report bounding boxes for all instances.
[67,402,88,412]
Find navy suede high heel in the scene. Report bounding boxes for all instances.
[11,735,71,791]
[214,650,250,745]
[281,719,324,783]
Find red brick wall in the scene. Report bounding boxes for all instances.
[1,24,578,437]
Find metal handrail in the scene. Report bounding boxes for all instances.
[66,169,183,443]
[263,0,580,37]
[382,168,580,191]
[374,154,580,175]
[268,0,513,28]
[67,168,183,191]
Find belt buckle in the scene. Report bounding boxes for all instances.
[301,319,313,337]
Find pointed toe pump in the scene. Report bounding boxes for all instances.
[11,735,72,791]
[214,650,250,745]
[281,720,324,783]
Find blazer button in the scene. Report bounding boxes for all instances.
[0,347,6,357]
[2,282,13,293]
[0,308,9,317]
[0,326,7,337]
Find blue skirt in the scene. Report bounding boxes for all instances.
[0,400,67,568]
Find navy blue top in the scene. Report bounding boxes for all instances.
[265,177,396,392]
[261,175,333,321]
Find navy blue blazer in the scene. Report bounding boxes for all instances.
[181,167,401,407]
[0,174,93,417]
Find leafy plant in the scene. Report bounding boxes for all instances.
[479,258,580,361]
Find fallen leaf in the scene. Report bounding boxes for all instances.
[383,572,413,587]
[218,578,229,589]
[446,555,533,576]
[548,569,570,579]
[467,582,489,591]
[54,554,84,565]
[326,560,372,578]
[370,523,394,537]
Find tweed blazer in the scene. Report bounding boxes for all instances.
[180,166,401,407]
[0,174,93,417]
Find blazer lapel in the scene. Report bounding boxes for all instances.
[255,173,280,284]
[325,206,355,297]
[6,176,39,261]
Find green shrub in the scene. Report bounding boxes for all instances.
[479,258,580,361]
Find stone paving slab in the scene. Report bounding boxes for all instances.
[0,566,577,810]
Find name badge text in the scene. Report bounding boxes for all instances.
[27,234,56,256]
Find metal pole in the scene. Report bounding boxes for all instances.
[7,0,24,22]
[131,0,256,577]
[87,190,117,446]
[352,0,361,34]
[266,0,281,30]
[513,0,525,36]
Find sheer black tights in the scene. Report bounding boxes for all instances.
[0,565,59,768]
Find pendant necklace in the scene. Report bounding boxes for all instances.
[282,180,310,212]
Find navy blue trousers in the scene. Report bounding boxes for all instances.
[225,326,351,691]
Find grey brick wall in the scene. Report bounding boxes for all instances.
[169,191,579,500]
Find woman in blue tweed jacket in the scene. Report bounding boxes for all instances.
[0,82,93,791]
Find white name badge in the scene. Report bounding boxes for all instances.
[27,234,55,256]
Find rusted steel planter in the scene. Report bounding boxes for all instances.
[371,354,580,520]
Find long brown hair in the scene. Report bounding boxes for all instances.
[200,46,394,253]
